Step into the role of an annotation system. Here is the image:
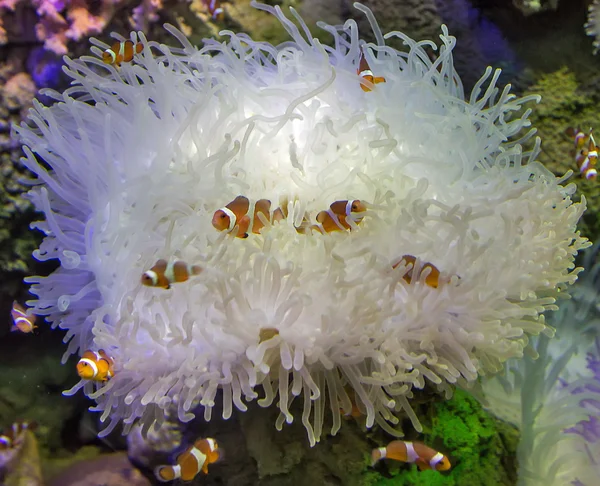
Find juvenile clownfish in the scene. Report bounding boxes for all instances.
[340,388,363,419]
[357,50,386,92]
[203,0,225,21]
[102,40,143,67]
[212,196,285,237]
[0,421,36,450]
[392,255,445,288]
[141,259,203,290]
[77,349,115,382]
[155,437,221,482]
[371,440,451,472]
[212,195,251,238]
[314,199,367,233]
[566,127,598,180]
[10,302,37,333]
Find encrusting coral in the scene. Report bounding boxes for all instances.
[15,0,588,448]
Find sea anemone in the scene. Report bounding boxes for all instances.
[15,2,588,445]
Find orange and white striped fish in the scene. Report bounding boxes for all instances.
[371,440,451,472]
[102,40,143,67]
[141,259,203,290]
[0,421,36,450]
[566,127,598,180]
[203,0,225,21]
[392,254,449,288]
[212,196,285,238]
[155,437,221,482]
[212,195,251,238]
[10,302,37,333]
[357,50,386,92]
[77,349,115,382]
[314,199,367,233]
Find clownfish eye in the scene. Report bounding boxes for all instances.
[220,213,227,219]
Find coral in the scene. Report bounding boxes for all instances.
[3,430,43,486]
[520,67,600,238]
[0,0,160,55]
[47,452,151,486]
[481,242,600,485]
[0,60,41,306]
[15,1,587,449]
[586,0,600,55]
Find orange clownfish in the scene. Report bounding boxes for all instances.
[314,199,367,233]
[212,195,251,238]
[371,440,451,472]
[141,259,203,290]
[357,50,386,92]
[392,254,446,288]
[566,127,598,180]
[203,0,225,21]
[102,40,143,67]
[77,349,115,382]
[0,421,36,450]
[10,302,37,333]
[155,437,221,482]
[212,196,285,238]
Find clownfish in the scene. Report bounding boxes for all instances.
[141,259,203,290]
[77,349,115,382]
[203,0,225,21]
[340,388,363,419]
[566,127,598,180]
[371,440,451,472]
[102,40,143,67]
[392,254,446,288]
[10,302,37,333]
[314,199,367,233]
[155,437,221,482]
[0,421,36,450]
[212,196,285,238]
[357,50,386,92]
[212,195,251,238]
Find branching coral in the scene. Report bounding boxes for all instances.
[482,243,600,485]
[15,1,588,446]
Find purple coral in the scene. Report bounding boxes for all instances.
[567,338,600,443]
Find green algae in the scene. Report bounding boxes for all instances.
[364,389,518,486]
[522,67,599,238]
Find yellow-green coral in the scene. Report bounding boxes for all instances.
[523,67,599,238]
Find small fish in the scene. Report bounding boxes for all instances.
[0,421,36,450]
[566,127,590,152]
[77,349,115,382]
[203,0,225,21]
[371,440,451,471]
[357,50,386,92]
[340,388,363,419]
[566,127,598,180]
[155,437,221,482]
[392,255,443,288]
[10,302,37,333]
[141,259,203,290]
[314,199,367,233]
[212,196,251,238]
[212,197,285,237]
[102,40,143,67]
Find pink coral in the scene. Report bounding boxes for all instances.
[0,0,161,54]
